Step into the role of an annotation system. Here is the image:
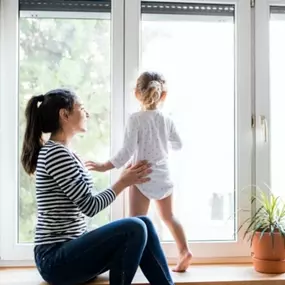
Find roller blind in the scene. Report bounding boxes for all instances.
[141,2,235,17]
[271,6,285,14]
[20,1,234,16]
[19,0,111,12]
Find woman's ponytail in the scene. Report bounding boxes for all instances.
[21,95,44,175]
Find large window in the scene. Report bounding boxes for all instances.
[124,0,251,259]
[18,16,111,243]
[141,4,235,242]
[0,0,255,262]
[253,0,285,205]
[0,0,122,261]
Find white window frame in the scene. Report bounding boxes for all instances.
[255,0,285,204]
[254,0,285,199]
[254,0,271,201]
[124,0,253,261]
[0,0,125,262]
[0,0,21,262]
[0,0,255,264]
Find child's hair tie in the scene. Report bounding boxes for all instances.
[148,80,162,94]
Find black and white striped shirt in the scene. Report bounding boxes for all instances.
[35,140,116,245]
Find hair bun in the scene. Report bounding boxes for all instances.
[148,80,162,93]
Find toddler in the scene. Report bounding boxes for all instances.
[86,71,192,272]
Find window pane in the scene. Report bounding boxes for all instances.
[270,12,285,202]
[141,16,235,241]
[19,17,111,243]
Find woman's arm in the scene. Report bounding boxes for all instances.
[45,145,151,217]
[45,145,115,217]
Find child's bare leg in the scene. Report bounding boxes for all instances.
[129,185,150,216]
[155,194,192,272]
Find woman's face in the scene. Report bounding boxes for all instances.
[61,98,89,134]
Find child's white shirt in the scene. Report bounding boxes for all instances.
[110,109,182,200]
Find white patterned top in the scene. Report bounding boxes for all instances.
[110,110,182,200]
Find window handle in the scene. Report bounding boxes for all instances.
[260,115,268,143]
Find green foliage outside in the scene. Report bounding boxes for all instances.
[19,18,111,243]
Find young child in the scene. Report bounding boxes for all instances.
[85,71,192,272]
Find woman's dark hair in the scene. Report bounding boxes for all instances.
[21,88,76,175]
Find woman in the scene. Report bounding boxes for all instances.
[21,88,174,285]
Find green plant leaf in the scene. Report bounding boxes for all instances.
[237,187,285,248]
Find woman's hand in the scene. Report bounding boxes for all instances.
[120,160,152,186]
[112,161,152,196]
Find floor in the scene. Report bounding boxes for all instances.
[1,265,285,285]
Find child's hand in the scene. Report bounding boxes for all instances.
[85,160,115,172]
[85,161,107,172]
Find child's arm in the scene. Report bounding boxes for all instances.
[169,119,182,150]
[110,114,139,168]
[86,115,139,172]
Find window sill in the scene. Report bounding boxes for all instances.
[1,264,285,285]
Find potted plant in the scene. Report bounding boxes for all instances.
[239,190,285,274]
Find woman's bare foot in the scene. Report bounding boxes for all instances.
[172,250,192,272]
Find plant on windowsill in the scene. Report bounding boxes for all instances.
[239,189,285,274]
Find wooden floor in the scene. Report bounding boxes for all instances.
[1,265,285,285]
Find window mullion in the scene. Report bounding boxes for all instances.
[254,0,271,201]
[110,0,126,221]
[124,0,141,217]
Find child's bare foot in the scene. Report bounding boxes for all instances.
[172,250,192,272]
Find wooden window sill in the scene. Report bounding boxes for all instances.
[1,264,285,284]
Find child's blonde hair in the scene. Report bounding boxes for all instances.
[136,71,166,110]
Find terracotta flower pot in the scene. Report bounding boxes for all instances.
[252,231,285,274]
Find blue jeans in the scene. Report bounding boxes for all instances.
[34,216,174,285]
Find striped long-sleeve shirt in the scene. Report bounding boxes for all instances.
[34,140,116,245]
